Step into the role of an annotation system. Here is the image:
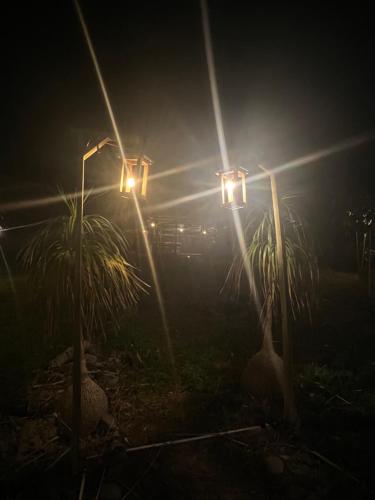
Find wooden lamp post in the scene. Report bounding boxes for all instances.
[257,164,296,423]
[74,139,152,469]
[215,163,297,422]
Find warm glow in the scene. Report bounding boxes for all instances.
[225,180,235,192]
[202,229,207,235]
[150,222,156,228]
[178,227,184,233]
[216,168,248,208]
[119,157,152,198]
[126,177,136,189]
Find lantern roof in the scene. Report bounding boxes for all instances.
[215,166,248,176]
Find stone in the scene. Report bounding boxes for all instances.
[264,454,285,475]
[97,413,117,435]
[99,482,122,500]
[50,341,92,368]
[102,371,119,387]
[85,354,98,367]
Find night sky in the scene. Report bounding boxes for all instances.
[6,1,375,226]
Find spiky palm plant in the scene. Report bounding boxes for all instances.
[20,194,148,340]
[225,201,318,323]
[224,198,318,414]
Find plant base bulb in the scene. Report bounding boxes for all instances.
[59,357,108,436]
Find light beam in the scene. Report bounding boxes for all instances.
[201,0,262,314]
[74,0,178,385]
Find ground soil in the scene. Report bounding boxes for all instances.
[1,268,374,499]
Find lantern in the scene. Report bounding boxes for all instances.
[120,155,152,199]
[216,167,248,209]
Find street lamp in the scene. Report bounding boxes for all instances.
[73,137,152,467]
[216,162,296,422]
[257,164,296,421]
[73,137,118,468]
[216,167,248,209]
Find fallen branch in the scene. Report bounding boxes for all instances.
[45,447,71,471]
[94,468,106,500]
[85,425,268,462]
[308,449,361,486]
[270,442,369,491]
[32,380,65,389]
[78,470,86,500]
[126,424,268,453]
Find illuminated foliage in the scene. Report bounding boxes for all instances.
[20,193,148,339]
[224,200,319,323]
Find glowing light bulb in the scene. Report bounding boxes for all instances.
[126,177,136,189]
[150,222,156,228]
[202,230,207,235]
[178,227,184,233]
[225,180,235,192]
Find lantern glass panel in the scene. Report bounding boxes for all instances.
[120,156,152,199]
[216,167,248,209]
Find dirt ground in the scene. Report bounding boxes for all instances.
[1,268,375,499]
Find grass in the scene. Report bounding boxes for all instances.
[1,268,375,497]
[104,309,248,396]
[0,273,73,414]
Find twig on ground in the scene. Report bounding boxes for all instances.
[32,380,64,389]
[78,470,87,500]
[85,425,267,463]
[126,425,267,453]
[45,447,71,471]
[308,449,361,486]
[270,442,369,491]
[58,417,72,435]
[226,437,255,449]
[325,394,352,406]
[121,449,161,500]
[94,467,106,500]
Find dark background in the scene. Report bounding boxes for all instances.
[4,1,375,266]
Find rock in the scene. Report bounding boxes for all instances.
[50,341,92,368]
[99,482,123,500]
[264,454,285,475]
[97,413,117,435]
[102,371,119,387]
[242,348,284,401]
[104,439,128,466]
[85,354,98,368]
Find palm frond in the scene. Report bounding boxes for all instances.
[224,200,319,323]
[20,194,149,340]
